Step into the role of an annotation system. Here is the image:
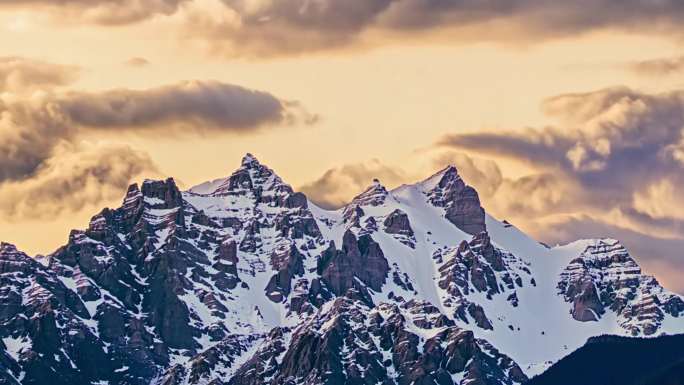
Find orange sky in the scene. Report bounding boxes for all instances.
[1,1,684,291]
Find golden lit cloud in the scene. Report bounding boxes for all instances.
[0,56,79,93]
[0,142,158,219]
[0,77,313,182]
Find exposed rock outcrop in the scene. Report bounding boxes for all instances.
[317,230,390,298]
[424,166,486,235]
[558,239,684,333]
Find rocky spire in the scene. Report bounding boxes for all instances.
[241,152,260,168]
[0,242,30,266]
[141,178,183,209]
[212,153,283,195]
[422,165,486,235]
[350,178,389,207]
[0,242,19,255]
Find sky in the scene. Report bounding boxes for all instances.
[1,0,684,292]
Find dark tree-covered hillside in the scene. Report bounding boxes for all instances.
[528,334,684,385]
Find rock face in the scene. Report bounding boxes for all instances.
[435,232,530,330]
[317,230,390,299]
[558,239,684,334]
[211,297,527,385]
[1,154,683,385]
[384,209,413,237]
[423,166,486,235]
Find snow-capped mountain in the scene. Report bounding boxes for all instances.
[1,153,683,385]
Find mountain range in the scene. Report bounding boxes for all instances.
[1,153,683,385]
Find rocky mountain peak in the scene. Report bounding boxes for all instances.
[422,164,486,235]
[0,242,20,257]
[2,157,684,385]
[352,178,389,206]
[438,164,460,184]
[558,238,684,333]
[208,153,294,200]
[141,177,183,209]
[421,165,460,190]
[240,152,260,168]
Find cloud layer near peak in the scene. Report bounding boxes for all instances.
[0,79,313,183]
[300,159,408,209]
[439,87,684,189]
[0,143,159,219]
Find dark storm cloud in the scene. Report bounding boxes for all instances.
[0,143,158,219]
[0,57,79,93]
[0,80,313,182]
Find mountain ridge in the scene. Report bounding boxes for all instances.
[1,153,682,385]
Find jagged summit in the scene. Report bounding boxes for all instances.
[2,156,684,385]
[349,178,390,206]
[240,152,259,167]
[420,164,460,191]
[0,241,18,254]
[187,153,267,196]
[417,164,487,235]
[190,153,292,199]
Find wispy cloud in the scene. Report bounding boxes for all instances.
[0,56,79,93]
[2,0,190,25]
[628,55,684,76]
[124,57,150,67]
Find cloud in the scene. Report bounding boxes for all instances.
[438,87,684,201]
[628,55,684,76]
[125,57,150,67]
[0,80,313,183]
[174,0,684,56]
[0,142,158,219]
[3,0,190,25]
[6,1,684,55]
[0,57,79,93]
[430,151,591,219]
[299,159,408,209]
[56,80,310,130]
